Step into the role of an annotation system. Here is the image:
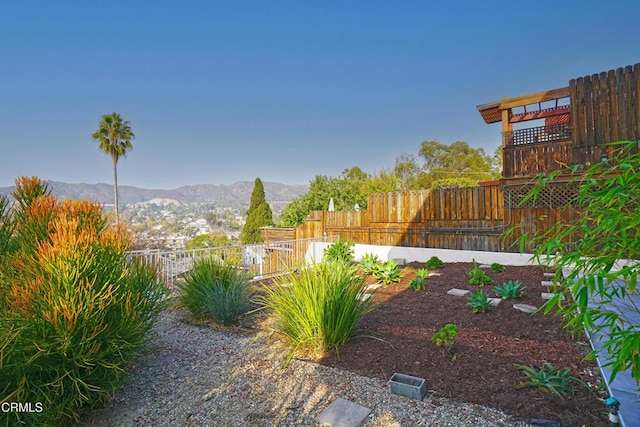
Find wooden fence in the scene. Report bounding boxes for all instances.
[502,63,639,179]
[263,184,578,253]
[570,63,640,164]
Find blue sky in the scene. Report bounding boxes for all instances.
[1,1,638,189]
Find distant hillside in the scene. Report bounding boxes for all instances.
[0,181,308,211]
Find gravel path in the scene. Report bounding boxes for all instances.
[80,308,532,427]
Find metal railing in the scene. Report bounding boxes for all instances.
[126,236,337,287]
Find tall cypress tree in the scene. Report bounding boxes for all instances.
[241,178,273,244]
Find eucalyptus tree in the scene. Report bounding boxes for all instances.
[91,112,134,223]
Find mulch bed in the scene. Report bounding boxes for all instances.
[318,262,608,426]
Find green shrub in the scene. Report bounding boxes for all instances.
[467,262,494,286]
[257,261,374,355]
[178,257,252,326]
[516,362,590,399]
[431,323,458,357]
[359,253,381,274]
[374,260,401,285]
[408,269,428,291]
[468,290,492,313]
[425,256,445,269]
[323,238,355,264]
[415,268,429,279]
[490,262,505,273]
[0,177,166,427]
[494,280,526,299]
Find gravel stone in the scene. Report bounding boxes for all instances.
[79,308,530,427]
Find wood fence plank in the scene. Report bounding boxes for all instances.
[608,70,619,143]
[636,64,640,141]
[626,65,637,142]
[584,75,594,148]
[617,67,627,143]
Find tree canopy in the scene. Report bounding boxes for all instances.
[185,231,230,250]
[279,140,500,226]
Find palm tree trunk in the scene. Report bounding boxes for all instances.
[113,157,119,224]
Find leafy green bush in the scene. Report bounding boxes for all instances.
[0,176,166,427]
[323,238,355,264]
[467,262,494,286]
[374,260,401,285]
[494,280,526,299]
[359,253,381,274]
[468,290,492,313]
[516,362,590,399]
[257,261,374,355]
[178,257,252,326]
[490,262,505,273]
[425,256,444,269]
[508,140,640,387]
[431,323,458,357]
[408,269,428,291]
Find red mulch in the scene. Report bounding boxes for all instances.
[318,262,608,426]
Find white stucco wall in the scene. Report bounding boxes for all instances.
[306,242,537,266]
[353,244,536,266]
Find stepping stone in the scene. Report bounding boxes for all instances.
[316,397,371,427]
[357,293,373,302]
[364,284,383,291]
[513,303,538,313]
[447,288,470,297]
[541,280,554,287]
[428,272,442,277]
[541,292,565,300]
[489,298,502,307]
[543,272,555,277]
[479,264,491,269]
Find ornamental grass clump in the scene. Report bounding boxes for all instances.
[257,261,375,356]
[0,176,166,427]
[178,257,252,326]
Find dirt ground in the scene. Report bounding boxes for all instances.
[318,262,608,426]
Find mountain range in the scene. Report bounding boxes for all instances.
[0,181,309,211]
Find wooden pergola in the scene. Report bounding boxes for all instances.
[477,64,640,180]
[477,87,571,146]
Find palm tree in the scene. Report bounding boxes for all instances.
[91,112,134,224]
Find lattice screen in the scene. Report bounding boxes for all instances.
[503,183,579,208]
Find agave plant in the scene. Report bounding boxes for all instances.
[516,362,590,399]
[374,260,401,285]
[323,238,355,264]
[494,280,526,299]
[359,253,381,275]
[468,290,492,313]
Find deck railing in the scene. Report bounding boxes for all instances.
[503,123,572,147]
[501,123,573,179]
